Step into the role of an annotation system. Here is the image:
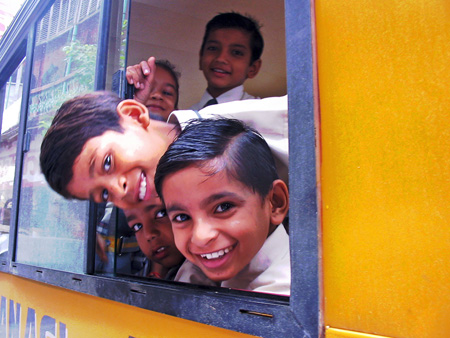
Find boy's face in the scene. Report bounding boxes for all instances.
[124,197,184,269]
[162,165,272,282]
[144,66,178,120]
[67,107,172,210]
[199,28,261,98]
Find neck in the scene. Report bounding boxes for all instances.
[207,87,229,98]
[268,223,279,237]
[152,119,178,144]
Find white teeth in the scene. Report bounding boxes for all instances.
[139,175,147,200]
[201,246,233,260]
[156,247,165,253]
[213,68,227,73]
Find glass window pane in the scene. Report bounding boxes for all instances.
[105,0,130,92]
[95,0,135,275]
[15,0,103,272]
[0,58,26,260]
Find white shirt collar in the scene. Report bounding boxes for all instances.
[197,85,246,108]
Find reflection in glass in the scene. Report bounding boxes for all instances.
[0,58,26,259]
[95,0,134,275]
[15,0,102,272]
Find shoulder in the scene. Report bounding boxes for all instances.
[175,260,218,286]
[241,91,259,100]
[250,225,291,295]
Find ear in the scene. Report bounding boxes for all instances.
[117,99,150,129]
[247,59,262,79]
[269,179,289,226]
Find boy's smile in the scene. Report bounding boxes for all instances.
[67,114,174,210]
[162,165,272,282]
[200,28,261,98]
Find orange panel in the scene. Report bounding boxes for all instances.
[0,273,252,337]
[326,327,392,338]
[316,0,450,337]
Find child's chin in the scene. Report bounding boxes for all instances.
[203,269,236,283]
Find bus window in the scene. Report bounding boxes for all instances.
[0,58,26,260]
[114,0,289,294]
[14,0,103,273]
[0,0,318,335]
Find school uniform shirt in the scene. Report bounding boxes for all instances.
[136,258,184,281]
[169,95,289,184]
[174,225,291,296]
[189,85,258,111]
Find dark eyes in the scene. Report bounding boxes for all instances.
[101,189,109,202]
[155,209,167,219]
[171,203,234,222]
[99,155,112,202]
[173,214,190,223]
[163,90,174,97]
[216,202,233,213]
[231,49,244,57]
[131,223,143,232]
[103,154,112,172]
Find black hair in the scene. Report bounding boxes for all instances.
[40,91,123,198]
[200,12,264,63]
[154,118,278,201]
[155,59,181,109]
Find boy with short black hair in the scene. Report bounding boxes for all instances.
[191,12,263,110]
[154,118,290,295]
[127,12,263,110]
[40,91,178,208]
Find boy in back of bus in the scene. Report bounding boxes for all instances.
[154,118,290,295]
[123,196,186,280]
[126,12,263,110]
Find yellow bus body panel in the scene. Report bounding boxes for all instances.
[0,273,252,337]
[316,0,450,337]
[327,327,392,338]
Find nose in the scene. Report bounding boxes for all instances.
[142,223,159,241]
[191,218,218,247]
[151,90,162,100]
[107,175,127,202]
[215,48,228,64]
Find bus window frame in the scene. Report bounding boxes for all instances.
[0,0,320,336]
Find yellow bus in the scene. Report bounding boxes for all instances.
[0,0,448,337]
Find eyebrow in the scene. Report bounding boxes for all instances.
[165,203,185,215]
[89,151,97,179]
[166,192,243,214]
[125,213,137,223]
[125,204,160,223]
[165,83,176,90]
[206,40,248,50]
[230,43,248,49]
[200,192,242,209]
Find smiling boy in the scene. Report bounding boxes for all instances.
[40,91,178,210]
[154,118,290,295]
[127,12,263,110]
[123,195,185,280]
[191,12,263,109]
